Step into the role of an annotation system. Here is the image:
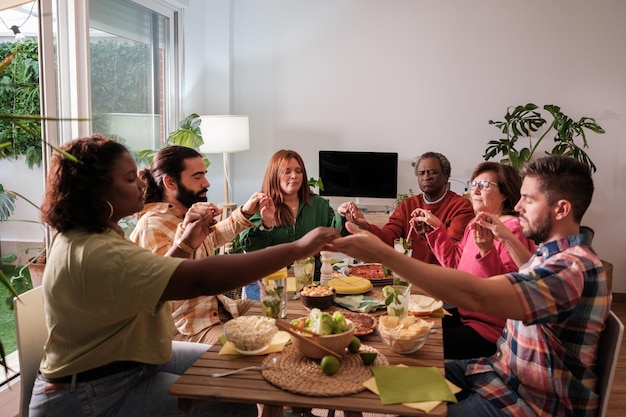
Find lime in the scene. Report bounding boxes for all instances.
[348,336,361,354]
[381,285,396,299]
[359,352,377,365]
[320,355,341,375]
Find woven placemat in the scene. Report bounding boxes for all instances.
[261,344,388,396]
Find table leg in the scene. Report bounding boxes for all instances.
[343,412,363,417]
[177,398,193,411]
[260,404,284,417]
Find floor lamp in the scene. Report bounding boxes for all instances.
[199,115,250,221]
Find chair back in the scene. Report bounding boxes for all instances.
[13,286,46,417]
[597,310,624,417]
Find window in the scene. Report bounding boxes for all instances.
[89,0,180,152]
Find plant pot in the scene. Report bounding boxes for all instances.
[28,262,45,287]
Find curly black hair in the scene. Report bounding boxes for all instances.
[40,134,129,233]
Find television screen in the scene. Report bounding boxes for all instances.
[319,150,398,199]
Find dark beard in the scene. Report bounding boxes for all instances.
[522,215,552,244]
[176,184,208,208]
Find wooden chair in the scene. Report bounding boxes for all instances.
[597,310,624,417]
[13,286,46,417]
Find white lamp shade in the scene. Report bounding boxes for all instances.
[199,115,250,154]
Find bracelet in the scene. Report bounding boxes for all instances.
[259,222,275,232]
[175,239,195,254]
[241,207,254,219]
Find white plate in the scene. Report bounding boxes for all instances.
[408,294,443,316]
[234,344,272,355]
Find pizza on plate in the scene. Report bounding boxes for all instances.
[342,312,377,336]
[345,263,391,283]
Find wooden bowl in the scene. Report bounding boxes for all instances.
[290,320,355,359]
[299,285,336,310]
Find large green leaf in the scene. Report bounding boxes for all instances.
[0,185,17,222]
[484,103,604,173]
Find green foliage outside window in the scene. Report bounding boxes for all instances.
[0,40,41,168]
[90,40,151,114]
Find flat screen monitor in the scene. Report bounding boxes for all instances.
[319,150,398,199]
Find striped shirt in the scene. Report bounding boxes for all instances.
[130,202,254,336]
[466,233,611,417]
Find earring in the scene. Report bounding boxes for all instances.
[105,201,114,221]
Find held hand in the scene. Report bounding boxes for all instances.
[179,213,214,250]
[293,227,342,258]
[339,201,369,230]
[470,219,495,255]
[183,202,220,230]
[330,222,393,263]
[241,192,268,215]
[337,202,352,217]
[410,209,436,236]
[259,196,275,226]
[475,212,515,243]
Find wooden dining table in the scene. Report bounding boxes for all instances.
[169,297,448,417]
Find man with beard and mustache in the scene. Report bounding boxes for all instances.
[131,146,273,344]
[332,155,611,417]
[338,151,474,265]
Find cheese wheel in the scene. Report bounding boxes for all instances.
[327,276,372,294]
[263,267,288,281]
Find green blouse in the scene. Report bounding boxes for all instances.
[237,195,346,252]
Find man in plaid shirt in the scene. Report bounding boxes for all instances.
[334,155,610,417]
[131,146,272,344]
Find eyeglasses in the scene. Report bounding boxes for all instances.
[468,180,498,191]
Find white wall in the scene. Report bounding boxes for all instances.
[185,0,626,292]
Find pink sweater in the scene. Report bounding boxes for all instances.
[426,216,535,343]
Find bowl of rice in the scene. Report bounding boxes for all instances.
[223,315,278,354]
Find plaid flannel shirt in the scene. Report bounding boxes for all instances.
[130,202,254,336]
[466,233,611,417]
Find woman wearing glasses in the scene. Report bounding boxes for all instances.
[414,161,535,359]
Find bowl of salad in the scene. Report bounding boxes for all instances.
[289,309,354,359]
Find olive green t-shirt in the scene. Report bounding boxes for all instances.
[40,227,184,378]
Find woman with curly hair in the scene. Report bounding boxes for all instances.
[31,135,338,417]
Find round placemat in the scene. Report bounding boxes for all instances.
[261,344,388,396]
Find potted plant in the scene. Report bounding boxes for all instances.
[483,103,605,173]
[483,102,613,291]
[132,113,211,168]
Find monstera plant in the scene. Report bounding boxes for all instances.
[483,103,605,173]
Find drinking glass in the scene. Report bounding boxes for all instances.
[260,277,287,319]
[385,285,411,320]
[394,238,413,257]
[393,238,412,285]
[293,259,313,293]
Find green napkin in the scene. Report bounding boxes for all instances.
[371,366,458,405]
[333,295,386,313]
